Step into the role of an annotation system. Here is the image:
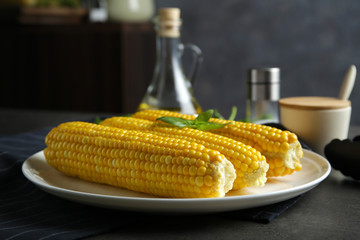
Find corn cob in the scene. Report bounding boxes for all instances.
[101,117,269,190]
[44,121,236,198]
[132,110,303,177]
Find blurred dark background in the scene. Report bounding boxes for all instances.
[1,0,359,125]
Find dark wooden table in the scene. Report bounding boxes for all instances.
[1,108,359,240]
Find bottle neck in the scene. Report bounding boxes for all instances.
[155,16,182,63]
[156,36,181,64]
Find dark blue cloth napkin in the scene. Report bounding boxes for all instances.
[0,121,308,240]
[0,127,140,240]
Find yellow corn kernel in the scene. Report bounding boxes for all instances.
[101,116,269,189]
[132,109,303,177]
[44,121,236,198]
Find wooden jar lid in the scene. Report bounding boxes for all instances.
[279,97,351,110]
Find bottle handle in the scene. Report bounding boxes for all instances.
[179,43,203,84]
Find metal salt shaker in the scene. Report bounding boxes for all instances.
[246,68,280,123]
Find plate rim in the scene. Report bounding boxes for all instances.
[21,149,331,211]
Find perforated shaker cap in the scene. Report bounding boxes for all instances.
[247,68,280,101]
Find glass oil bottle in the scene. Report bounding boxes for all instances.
[137,8,203,115]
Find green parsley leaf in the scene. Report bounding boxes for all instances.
[156,109,229,131]
[156,117,196,128]
[195,110,213,122]
[228,106,237,121]
[94,116,103,124]
[213,106,238,121]
[213,109,225,119]
[195,122,230,130]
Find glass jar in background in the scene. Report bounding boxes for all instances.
[137,8,203,115]
[246,68,280,124]
[82,0,108,22]
[107,0,155,23]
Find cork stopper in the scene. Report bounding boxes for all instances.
[156,8,182,38]
[158,8,180,21]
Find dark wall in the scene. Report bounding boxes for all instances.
[156,0,360,125]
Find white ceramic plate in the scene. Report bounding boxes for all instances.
[22,150,330,213]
